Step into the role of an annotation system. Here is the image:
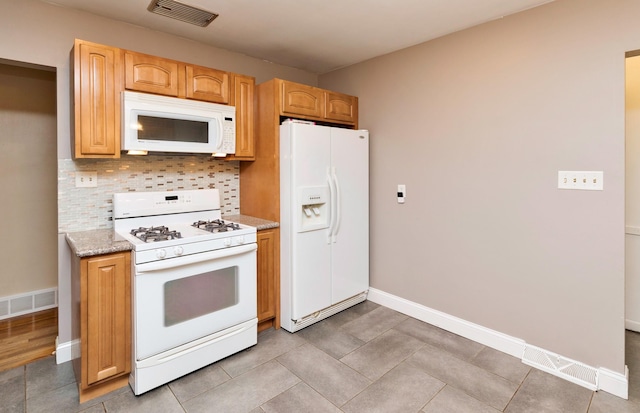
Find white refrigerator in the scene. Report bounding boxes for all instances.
[280,120,369,332]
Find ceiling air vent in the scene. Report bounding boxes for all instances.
[148,0,218,27]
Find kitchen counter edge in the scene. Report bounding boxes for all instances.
[223,215,280,231]
[66,229,133,258]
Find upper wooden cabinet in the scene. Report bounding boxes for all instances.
[282,82,323,118]
[72,39,254,159]
[280,79,358,126]
[124,51,230,104]
[72,39,122,158]
[186,64,229,104]
[325,91,358,124]
[229,74,255,160]
[124,51,180,97]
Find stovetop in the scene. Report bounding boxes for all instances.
[112,189,256,264]
[130,219,243,243]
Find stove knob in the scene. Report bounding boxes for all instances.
[223,238,232,247]
[156,249,167,259]
[174,246,184,256]
[235,236,245,245]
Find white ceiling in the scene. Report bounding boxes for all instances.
[45,0,555,74]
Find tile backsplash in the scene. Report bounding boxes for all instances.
[58,155,239,233]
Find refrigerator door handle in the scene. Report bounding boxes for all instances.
[332,167,341,243]
[327,168,336,244]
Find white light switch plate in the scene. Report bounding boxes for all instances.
[558,171,603,190]
[397,184,406,203]
[76,171,97,188]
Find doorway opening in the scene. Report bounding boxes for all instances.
[626,51,640,333]
[0,59,57,370]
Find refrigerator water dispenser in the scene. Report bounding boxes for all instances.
[297,186,329,232]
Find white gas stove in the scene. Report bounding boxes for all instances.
[112,189,257,396]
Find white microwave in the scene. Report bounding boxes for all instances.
[122,91,236,156]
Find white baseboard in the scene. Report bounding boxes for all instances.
[55,337,79,365]
[599,366,629,400]
[367,287,629,400]
[625,318,640,333]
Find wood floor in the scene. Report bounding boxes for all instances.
[0,308,57,372]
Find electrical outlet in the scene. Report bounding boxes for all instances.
[558,171,603,190]
[75,171,97,188]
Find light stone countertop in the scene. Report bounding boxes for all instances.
[223,214,279,231]
[66,229,133,258]
[66,215,278,258]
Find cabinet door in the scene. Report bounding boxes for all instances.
[124,51,180,97]
[257,229,278,328]
[230,74,255,159]
[281,81,323,118]
[82,252,131,386]
[324,91,357,124]
[186,65,229,104]
[73,39,121,158]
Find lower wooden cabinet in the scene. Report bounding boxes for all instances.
[257,228,280,332]
[72,251,131,402]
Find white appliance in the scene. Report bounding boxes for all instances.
[122,91,236,156]
[280,120,369,332]
[113,189,257,395]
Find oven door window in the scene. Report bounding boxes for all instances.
[164,267,237,326]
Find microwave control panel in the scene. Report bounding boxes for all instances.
[221,118,236,153]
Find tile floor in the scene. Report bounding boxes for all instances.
[2,301,640,413]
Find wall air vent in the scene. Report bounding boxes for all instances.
[148,0,218,27]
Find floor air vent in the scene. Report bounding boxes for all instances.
[522,344,598,390]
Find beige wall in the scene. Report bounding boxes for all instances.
[321,0,637,374]
[0,63,57,297]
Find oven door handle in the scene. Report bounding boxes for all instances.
[136,243,257,273]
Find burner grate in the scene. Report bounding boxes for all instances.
[131,226,182,242]
[192,219,240,233]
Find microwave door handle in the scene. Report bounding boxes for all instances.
[216,118,224,150]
